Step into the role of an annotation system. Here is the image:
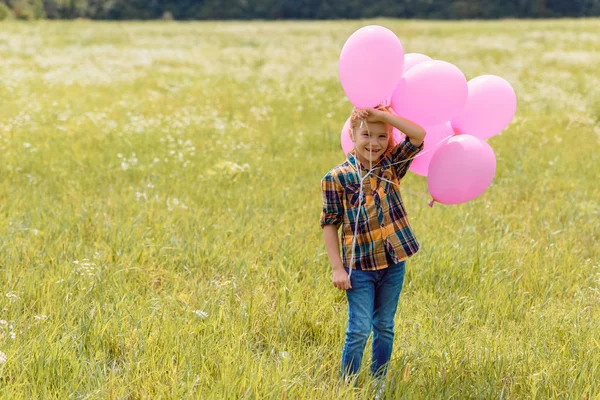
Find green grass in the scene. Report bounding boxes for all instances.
[0,18,599,399]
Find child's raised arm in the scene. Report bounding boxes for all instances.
[357,108,426,147]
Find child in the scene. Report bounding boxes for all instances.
[320,104,426,386]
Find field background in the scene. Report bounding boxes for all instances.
[0,19,599,398]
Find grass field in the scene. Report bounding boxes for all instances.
[0,19,599,398]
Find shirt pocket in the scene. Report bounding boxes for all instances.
[379,170,396,196]
[344,183,365,209]
[344,183,368,228]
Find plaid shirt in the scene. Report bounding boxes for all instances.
[320,138,423,271]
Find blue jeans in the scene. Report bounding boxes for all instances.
[340,260,406,381]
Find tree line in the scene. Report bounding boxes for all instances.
[1,0,599,20]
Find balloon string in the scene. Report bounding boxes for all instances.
[347,152,373,281]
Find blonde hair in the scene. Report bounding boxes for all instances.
[348,104,397,154]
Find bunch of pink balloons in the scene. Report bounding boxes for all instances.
[338,25,516,205]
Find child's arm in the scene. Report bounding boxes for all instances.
[357,108,426,146]
[323,225,352,290]
[321,173,352,290]
[323,225,343,269]
[382,113,426,147]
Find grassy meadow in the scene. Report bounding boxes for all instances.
[0,19,599,398]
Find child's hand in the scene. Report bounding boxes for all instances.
[356,108,387,123]
[333,268,352,290]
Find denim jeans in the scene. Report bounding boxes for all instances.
[340,260,406,381]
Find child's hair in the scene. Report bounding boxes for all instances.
[348,104,397,154]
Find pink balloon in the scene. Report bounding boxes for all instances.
[451,75,517,140]
[409,122,454,176]
[402,53,432,75]
[427,134,496,205]
[341,117,353,154]
[339,25,405,109]
[391,60,468,126]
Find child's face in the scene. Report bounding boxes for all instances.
[352,121,390,164]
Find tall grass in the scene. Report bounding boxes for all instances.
[0,19,598,398]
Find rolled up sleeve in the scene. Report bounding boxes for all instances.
[391,137,424,179]
[320,173,344,229]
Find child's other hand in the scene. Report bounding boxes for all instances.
[356,108,386,123]
[333,268,352,290]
